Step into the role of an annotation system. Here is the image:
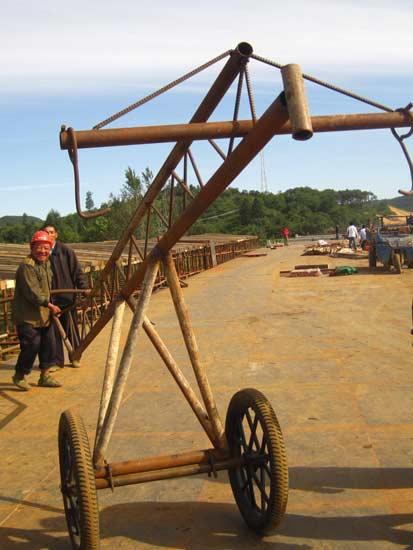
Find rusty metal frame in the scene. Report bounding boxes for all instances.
[90,88,290,481]
[60,111,412,149]
[55,43,413,490]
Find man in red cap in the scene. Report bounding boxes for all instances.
[12,231,62,390]
[42,223,89,368]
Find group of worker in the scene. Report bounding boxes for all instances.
[281,224,368,251]
[345,222,369,251]
[12,226,88,391]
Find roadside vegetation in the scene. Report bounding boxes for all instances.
[0,166,393,243]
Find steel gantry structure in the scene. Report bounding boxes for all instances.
[56,42,413,549]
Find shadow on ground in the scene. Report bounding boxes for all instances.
[288,466,413,493]
[0,389,27,429]
[207,465,413,492]
[0,497,412,549]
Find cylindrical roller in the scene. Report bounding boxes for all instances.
[281,64,313,141]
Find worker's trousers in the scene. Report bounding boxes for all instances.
[15,322,56,375]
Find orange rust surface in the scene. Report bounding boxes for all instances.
[0,243,412,548]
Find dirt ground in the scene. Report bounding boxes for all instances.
[0,243,412,549]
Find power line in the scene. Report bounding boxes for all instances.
[200,208,239,221]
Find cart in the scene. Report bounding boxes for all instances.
[368,215,413,273]
[55,43,413,548]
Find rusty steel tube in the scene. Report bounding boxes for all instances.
[94,447,229,479]
[163,253,226,448]
[97,48,248,282]
[60,111,412,149]
[121,93,288,296]
[153,92,288,258]
[71,49,249,361]
[142,315,219,446]
[73,92,289,361]
[281,64,313,141]
[94,299,126,465]
[95,458,240,490]
[93,258,160,462]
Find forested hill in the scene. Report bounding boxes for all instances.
[190,187,389,238]
[386,194,413,211]
[0,183,391,244]
[0,214,42,228]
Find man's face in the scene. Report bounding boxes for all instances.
[44,226,58,245]
[31,243,51,263]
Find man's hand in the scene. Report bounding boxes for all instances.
[48,303,61,316]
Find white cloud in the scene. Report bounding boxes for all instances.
[1,0,411,95]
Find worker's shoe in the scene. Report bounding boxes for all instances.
[38,372,62,388]
[70,360,81,368]
[12,373,30,391]
[49,364,63,373]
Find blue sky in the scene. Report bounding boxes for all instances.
[1,0,412,219]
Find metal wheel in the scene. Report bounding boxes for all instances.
[58,410,100,549]
[225,388,288,534]
[393,252,402,274]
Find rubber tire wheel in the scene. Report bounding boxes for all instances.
[393,252,402,274]
[58,410,100,549]
[225,388,289,534]
[368,247,377,268]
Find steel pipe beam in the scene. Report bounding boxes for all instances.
[95,46,249,285]
[163,253,226,448]
[95,458,240,490]
[93,258,160,463]
[94,447,229,478]
[281,64,313,141]
[94,299,126,465]
[72,92,289,359]
[142,315,219,446]
[60,111,413,149]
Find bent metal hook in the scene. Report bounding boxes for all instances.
[66,126,111,219]
[391,104,413,196]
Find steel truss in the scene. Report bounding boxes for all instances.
[56,42,413,547]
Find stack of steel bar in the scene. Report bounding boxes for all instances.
[0,234,258,280]
[0,234,258,360]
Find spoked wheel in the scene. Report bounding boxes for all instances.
[58,410,100,549]
[225,388,288,534]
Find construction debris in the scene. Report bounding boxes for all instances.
[242,253,268,258]
[266,240,284,249]
[287,268,323,277]
[280,263,334,277]
[302,241,342,255]
[280,263,358,277]
[303,241,368,259]
[331,266,358,276]
[330,248,368,260]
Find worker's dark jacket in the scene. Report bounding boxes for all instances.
[12,256,52,327]
[50,241,88,307]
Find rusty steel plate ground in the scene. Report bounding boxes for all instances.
[0,244,412,548]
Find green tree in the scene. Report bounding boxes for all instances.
[85,191,95,211]
[45,209,61,227]
[250,196,264,220]
[239,198,251,225]
[121,167,143,201]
